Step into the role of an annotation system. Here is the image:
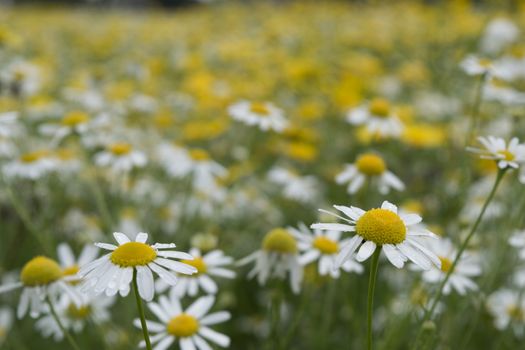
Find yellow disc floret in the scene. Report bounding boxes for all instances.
[262,228,297,254]
[438,257,452,273]
[67,304,92,320]
[356,153,386,176]
[312,236,339,254]
[166,314,199,337]
[20,256,63,287]
[498,150,515,162]
[356,209,406,245]
[181,257,207,276]
[109,143,132,156]
[189,149,210,161]
[110,242,157,267]
[62,111,89,127]
[20,150,47,163]
[250,102,270,116]
[368,98,390,118]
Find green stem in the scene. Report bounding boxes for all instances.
[270,288,283,350]
[132,268,152,350]
[414,168,505,349]
[466,73,486,146]
[367,248,381,350]
[45,296,81,350]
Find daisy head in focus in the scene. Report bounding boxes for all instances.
[487,288,525,336]
[157,247,236,298]
[417,238,481,295]
[336,152,405,195]
[228,100,289,133]
[78,232,197,301]
[311,201,441,270]
[237,228,303,294]
[0,256,81,319]
[288,223,363,278]
[134,294,230,350]
[467,136,525,176]
[94,142,147,174]
[345,98,404,138]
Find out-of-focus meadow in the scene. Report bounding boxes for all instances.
[1,1,525,349]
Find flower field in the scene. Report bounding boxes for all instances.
[1,1,525,349]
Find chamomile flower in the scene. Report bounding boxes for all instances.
[134,295,230,350]
[509,230,525,260]
[418,238,481,295]
[0,256,81,319]
[311,201,441,270]
[94,142,147,173]
[288,223,363,278]
[481,18,519,54]
[35,292,115,341]
[336,152,405,194]
[228,100,289,133]
[78,232,197,301]
[0,111,20,138]
[267,167,318,203]
[0,60,41,97]
[0,307,13,345]
[487,289,525,336]
[56,243,99,284]
[345,98,404,138]
[460,55,495,77]
[238,228,303,294]
[39,110,91,144]
[157,248,236,297]
[3,150,57,180]
[467,136,525,169]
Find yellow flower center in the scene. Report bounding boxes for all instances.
[355,153,386,176]
[62,264,81,285]
[189,149,210,161]
[356,208,406,245]
[109,143,132,156]
[498,150,515,162]
[250,102,270,116]
[20,150,47,163]
[13,70,25,82]
[439,256,452,273]
[110,242,157,267]
[20,256,63,287]
[62,111,89,127]
[507,305,524,321]
[368,98,390,118]
[262,228,297,254]
[478,58,492,68]
[312,236,339,255]
[67,304,92,320]
[166,314,199,337]
[181,257,207,276]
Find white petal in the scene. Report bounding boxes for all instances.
[137,266,155,301]
[381,201,398,213]
[113,232,131,245]
[199,327,230,347]
[135,232,149,243]
[382,244,406,268]
[186,296,215,319]
[149,263,178,286]
[200,311,231,326]
[310,223,355,232]
[356,241,376,262]
[335,235,363,267]
[154,258,198,275]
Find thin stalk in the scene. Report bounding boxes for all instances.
[466,73,486,146]
[270,287,283,350]
[132,268,152,350]
[45,296,81,350]
[413,168,505,348]
[367,248,381,350]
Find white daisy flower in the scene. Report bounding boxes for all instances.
[0,111,20,138]
[335,152,405,195]
[3,150,57,180]
[35,292,115,341]
[487,289,525,336]
[267,167,318,203]
[134,294,230,350]
[56,242,99,284]
[0,307,13,346]
[467,136,525,169]
[228,100,289,133]
[481,18,519,54]
[238,228,303,294]
[345,98,404,138]
[311,201,441,270]
[0,256,81,319]
[38,110,92,145]
[483,78,525,105]
[94,142,147,173]
[288,223,363,278]
[418,238,481,295]
[0,60,41,97]
[157,248,236,298]
[78,232,197,301]
[460,55,496,77]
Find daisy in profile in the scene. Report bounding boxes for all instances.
[158,247,236,297]
[288,223,363,278]
[460,55,495,77]
[79,232,197,301]
[228,100,288,133]
[134,295,230,350]
[3,150,57,180]
[56,243,99,284]
[311,201,440,270]
[335,152,405,194]
[94,142,147,174]
[345,98,404,138]
[0,307,13,346]
[418,238,481,295]
[467,136,525,170]
[487,289,525,336]
[38,110,91,145]
[35,293,115,341]
[0,256,81,319]
[237,228,303,294]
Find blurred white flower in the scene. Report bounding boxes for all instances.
[228,100,288,133]
[346,98,404,138]
[487,289,525,336]
[481,18,519,54]
[94,142,147,174]
[267,167,318,203]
